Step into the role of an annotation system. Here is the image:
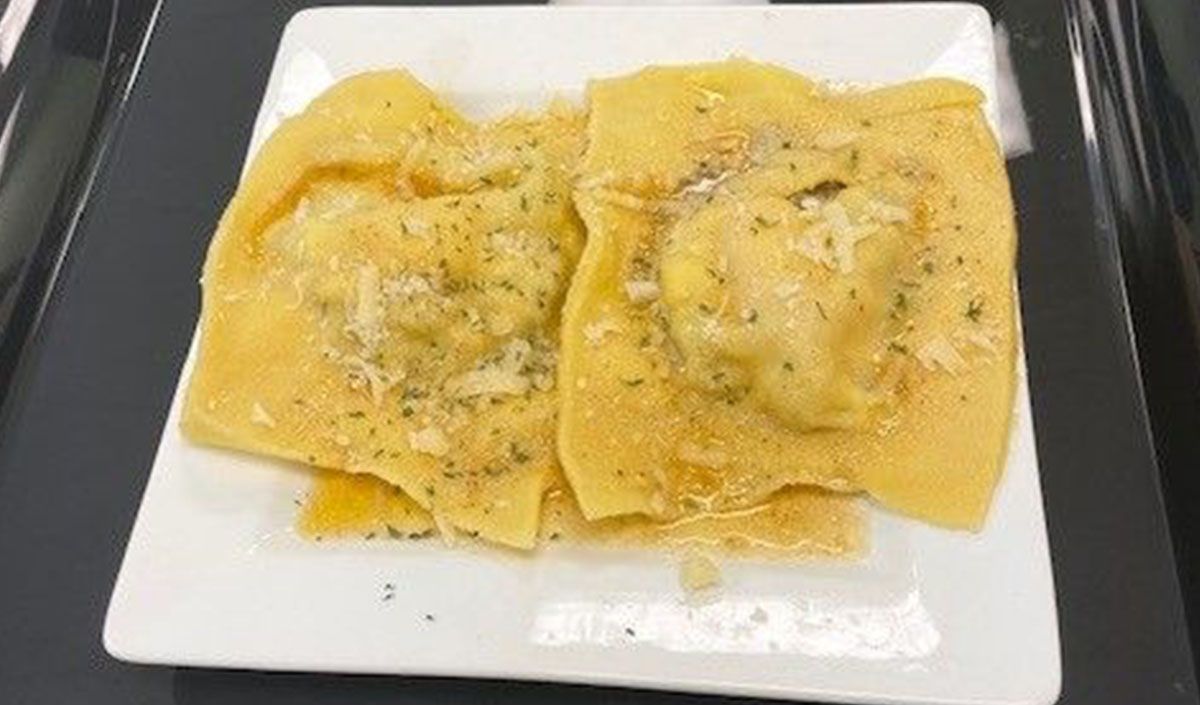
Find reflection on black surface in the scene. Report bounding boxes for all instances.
[0,1,105,331]
[1069,0,1200,646]
[0,0,157,417]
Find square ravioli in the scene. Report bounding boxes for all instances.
[561,60,1017,529]
[183,71,584,548]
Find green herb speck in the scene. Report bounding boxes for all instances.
[965,297,984,322]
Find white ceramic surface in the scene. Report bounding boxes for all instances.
[104,5,1060,704]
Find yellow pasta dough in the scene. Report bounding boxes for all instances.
[297,470,435,540]
[183,71,584,548]
[189,61,1013,559]
[561,60,1016,529]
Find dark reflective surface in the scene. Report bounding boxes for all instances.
[0,1,1195,704]
[0,0,157,410]
[1068,0,1200,644]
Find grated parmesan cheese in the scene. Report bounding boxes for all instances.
[249,402,276,428]
[402,216,430,236]
[789,201,878,273]
[917,335,967,374]
[583,318,621,347]
[453,367,530,398]
[798,195,822,212]
[749,126,786,164]
[464,306,485,333]
[678,171,732,196]
[813,130,859,151]
[866,200,912,224]
[319,192,360,221]
[954,327,999,354]
[825,202,878,273]
[689,84,726,105]
[408,426,450,457]
[773,281,803,301]
[624,279,661,303]
[344,264,385,350]
[293,197,310,224]
[677,441,729,469]
[532,371,555,392]
[449,338,539,398]
[431,511,458,546]
[487,230,534,258]
[577,170,616,189]
[382,272,435,298]
[340,354,399,406]
[488,316,515,337]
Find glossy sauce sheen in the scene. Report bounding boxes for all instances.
[300,469,863,559]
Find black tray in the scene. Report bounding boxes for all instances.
[0,2,1194,704]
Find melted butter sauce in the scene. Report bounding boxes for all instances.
[299,470,864,560]
[539,483,864,559]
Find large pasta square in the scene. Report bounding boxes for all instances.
[560,61,1017,529]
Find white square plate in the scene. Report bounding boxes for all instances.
[105,5,1061,704]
